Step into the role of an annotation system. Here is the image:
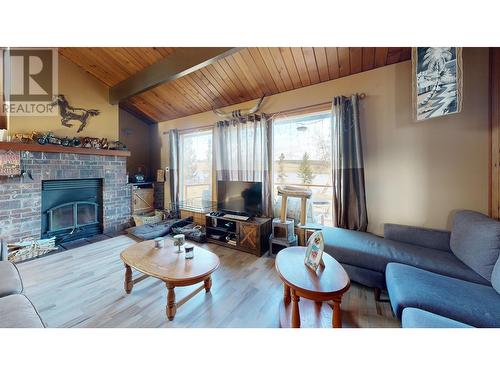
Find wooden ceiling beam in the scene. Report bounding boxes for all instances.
[109,47,240,104]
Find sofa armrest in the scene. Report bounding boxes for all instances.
[384,224,451,252]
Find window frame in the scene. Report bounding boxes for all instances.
[271,108,334,226]
[178,127,214,209]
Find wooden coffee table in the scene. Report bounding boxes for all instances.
[275,246,350,328]
[120,240,220,321]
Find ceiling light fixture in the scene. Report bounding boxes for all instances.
[296,123,308,132]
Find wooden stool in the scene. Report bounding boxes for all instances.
[277,186,312,227]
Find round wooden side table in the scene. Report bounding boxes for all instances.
[275,246,350,328]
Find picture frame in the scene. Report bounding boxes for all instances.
[0,150,21,176]
[412,47,463,121]
[304,231,325,271]
[156,169,165,182]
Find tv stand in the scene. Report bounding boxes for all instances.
[205,214,272,256]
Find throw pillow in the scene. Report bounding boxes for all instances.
[450,210,500,281]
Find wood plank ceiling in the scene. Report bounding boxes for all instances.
[59,47,411,123]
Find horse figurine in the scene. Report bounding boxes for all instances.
[51,95,100,133]
[14,131,40,143]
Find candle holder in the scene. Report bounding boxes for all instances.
[173,234,185,253]
[185,244,194,259]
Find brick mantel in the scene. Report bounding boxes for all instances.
[0,151,131,243]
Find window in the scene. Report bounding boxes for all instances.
[272,111,333,226]
[179,129,213,209]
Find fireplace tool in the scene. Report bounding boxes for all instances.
[20,151,33,180]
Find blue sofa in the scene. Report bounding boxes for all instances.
[323,210,500,327]
[386,262,500,327]
[401,308,472,328]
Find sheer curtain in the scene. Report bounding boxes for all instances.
[331,95,368,231]
[214,115,272,216]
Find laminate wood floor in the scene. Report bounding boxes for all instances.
[17,235,400,328]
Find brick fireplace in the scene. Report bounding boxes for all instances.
[0,150,131,243]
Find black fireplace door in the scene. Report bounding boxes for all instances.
[47,201,99,233]
[41,179,103,242]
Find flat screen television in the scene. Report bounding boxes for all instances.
[217,180,262,217]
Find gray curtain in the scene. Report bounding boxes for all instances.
[214,115,272,217]
[332,95,368,231]
[168,129,180,211]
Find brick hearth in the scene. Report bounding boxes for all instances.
[0,151,131,243]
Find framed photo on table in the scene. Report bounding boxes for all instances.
[304,231,325,271]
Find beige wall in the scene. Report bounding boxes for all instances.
[9,55,119,140]
[119,108,153,179]
[155,47,490,234]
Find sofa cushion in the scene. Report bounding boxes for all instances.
[492,256,500,294]
[450,210,500,281]
[0,294,45,328]
[402,308,472,328]
[0,261,23,297]
[323,227,489,285]
[386,263,500,328]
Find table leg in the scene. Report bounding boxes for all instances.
[332,297,342,328]
[204,276,212,293]
[166,284,177,321]
[283,284,291,304]
[124,264,133,294]
[291,289,300,328]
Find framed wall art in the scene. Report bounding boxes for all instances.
[412,47,463,121]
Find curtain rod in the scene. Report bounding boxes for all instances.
[163,124,213,135]
[299,92,366,108]
[162,93,367,134]
[268,92,366,119]
[308,92,366,106]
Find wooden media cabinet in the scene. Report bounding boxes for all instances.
[205,214,272,257]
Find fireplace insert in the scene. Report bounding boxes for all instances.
[41,179,103,243]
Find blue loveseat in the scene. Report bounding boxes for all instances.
[322,210,500,328]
